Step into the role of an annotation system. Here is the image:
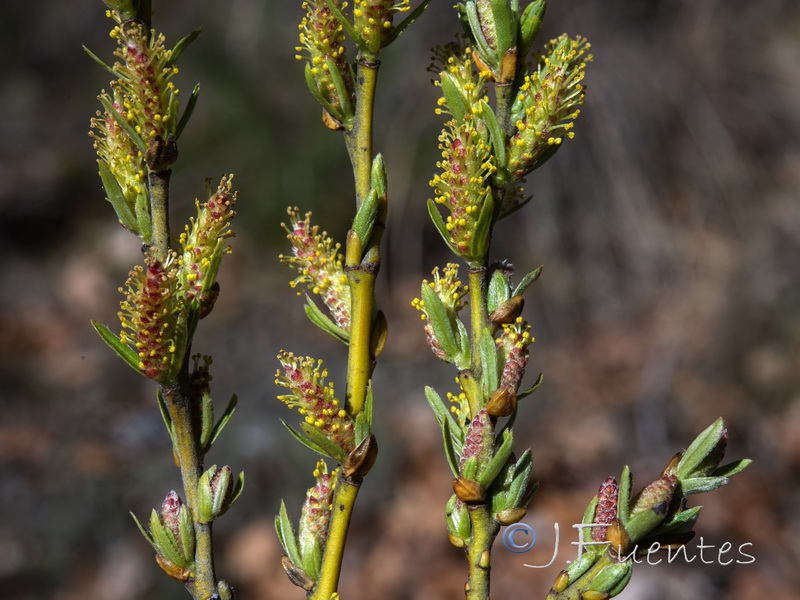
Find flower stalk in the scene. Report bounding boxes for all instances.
[88,5,242,598]
[275,1,426,597]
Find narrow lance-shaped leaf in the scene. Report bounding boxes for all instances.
[98,95,147,154]
[175,84,200,141]
[421,282,460,358]
[167,27,203,67]
[304,295,350,344]
[209,393,238,447]
[91,320,142,373]
[97,160,138,232]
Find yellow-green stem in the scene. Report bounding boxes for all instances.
[163,383,217,599]
[310,475,361,600]
[465,504,499,600]
[345,55,379,206]
[466,265,489,415]
[345,267,376,416]
[148,170,171,261]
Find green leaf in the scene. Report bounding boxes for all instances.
[354,381,374,444]
[442,419,461,478]
[321,0,369,53]
[280,419,329,457]
[276,500,302,567]
[421,283,459,358]
[462,455,479,480]
[167,27,203,67]
[156,388,177,451]
[625,502,668,543]
[175,83,200,140]
[304,295,350,344]
[479,328,500,396]
[478,429,514,487]
[618,465,632,525]
[91,320,141,374]
[489,0,515,55]
[487,268,511,313]
[677,418,726,479]
[465,1,497,69]
[505,449,533,507]
[178,505,195,562]
[712,458,752,478]
[209,394,238,447]
[657,505,701,533]
[480,100,507,169]
[469,191,494,260]
[455,318,471,369]
[98,95,147,154]
[498,193,533,221]
[382,0,434,47]
[149,509,183,566]
[200,391,214,453]
[300,422,349,463]
[519,0,545,57]
[83,45,124,79]
[427,198,459,255]
[134,192,151,243]
[512,266,543,297]
[324,54,354,125]
[581,496,599,543]
[98,160,138,233]
[352,188,379,247]
[680,476,729,495]
[440,72,468,123]
[516,372,543,400]
[424,386,460,445]
[303,63,339,118]
[130,511,155,545]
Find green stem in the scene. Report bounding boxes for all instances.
[163,382,217,600]
[309,475,361,600]
[467,265,489,407]
[148,169,171,261]
[345,266,376,416]
[494,83,515,138]
[345,55,380,206]
[465,504,499,600]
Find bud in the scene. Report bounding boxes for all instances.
[496,507,526,526]
[488,295,524,324]
[344,434,378,479]
[145,491,195,569]
[198,465,243,523]
[453,477,487,502]
[630,473,678,517]
[460,410,494,471]
[446,494,472,545]
[592,477,618,542]
[486,387,516,418]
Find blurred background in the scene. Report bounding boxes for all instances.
[2,0,799,598]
